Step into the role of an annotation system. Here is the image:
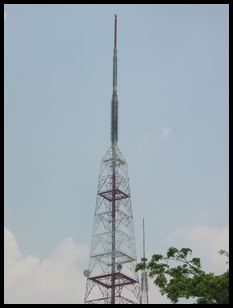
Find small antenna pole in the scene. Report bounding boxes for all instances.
[143,217,145,260]
[140,218,149,304]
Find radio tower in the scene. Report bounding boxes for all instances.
[140,218,149,304]
[83,15,140,304]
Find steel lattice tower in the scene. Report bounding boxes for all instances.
[83,15,140,304]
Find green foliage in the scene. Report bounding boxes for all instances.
[219,250,229,264]
[135,247,229,304]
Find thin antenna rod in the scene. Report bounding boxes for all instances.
[143,217,145,260]
[111,14,118,147]
[114,14,117,48]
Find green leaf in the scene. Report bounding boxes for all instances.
[135,262,146,272]
[191,258,201,268]
[180,248,192,257]
[151,254,163,262]
[167,247,178,258]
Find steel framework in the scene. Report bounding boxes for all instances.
[83,15,140,304]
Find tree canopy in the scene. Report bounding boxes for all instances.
[135,247,229,304]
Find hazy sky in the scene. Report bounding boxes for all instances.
[4,4,228,304]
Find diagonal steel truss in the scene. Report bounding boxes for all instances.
[84,145,140,304]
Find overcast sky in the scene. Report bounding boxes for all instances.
[4,4,229,304]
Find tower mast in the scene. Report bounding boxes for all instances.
[84,15,140,304]
[111,14,118,304]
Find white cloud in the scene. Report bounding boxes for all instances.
[155,127,172,140]
[144,127,172,149]
[166,225,229,275]
[3,227,171,304]
[4,227,89,304]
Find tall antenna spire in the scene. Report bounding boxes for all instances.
[83,15,140,304]
[111,14,118,146]
[140,218,149,304]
